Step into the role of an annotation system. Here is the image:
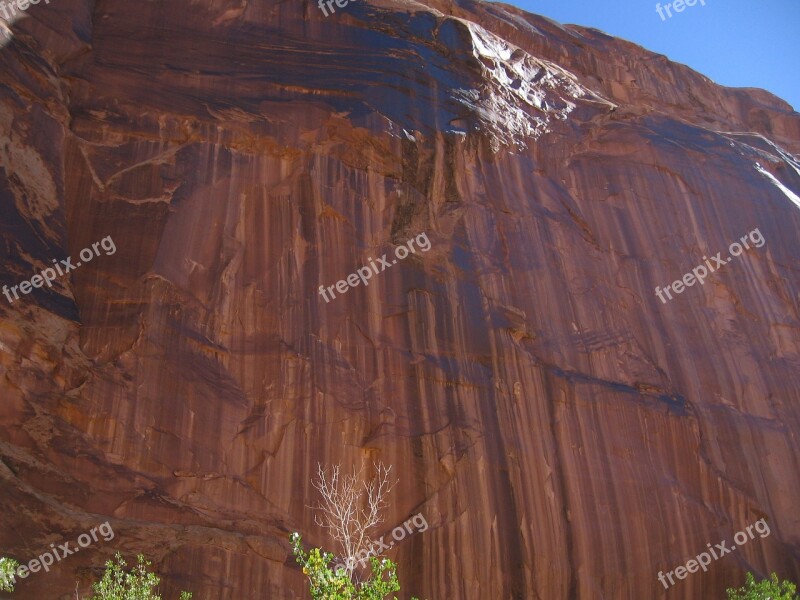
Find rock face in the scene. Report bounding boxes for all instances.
[0,0,799,598]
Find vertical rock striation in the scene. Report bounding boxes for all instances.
[0,0,798,598]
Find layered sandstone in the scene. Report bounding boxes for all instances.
[0,0,798,598]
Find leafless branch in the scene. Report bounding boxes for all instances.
[311,461,397,580]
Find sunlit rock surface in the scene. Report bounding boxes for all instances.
[0,0,799,598]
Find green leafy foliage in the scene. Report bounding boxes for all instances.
[727,572,798,600]
[0,557,19,592]
[0,552,190,599]
[290,533,419,600]
[89,553,192,600]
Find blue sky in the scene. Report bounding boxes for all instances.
[495,0,800,111]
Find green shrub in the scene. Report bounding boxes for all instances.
[0,557,19,592]
[727,572,798,600]
[290,533,418,600]
[0,552,191,599]
[90,553,191,600]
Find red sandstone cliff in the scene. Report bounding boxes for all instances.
[0,0,799,598]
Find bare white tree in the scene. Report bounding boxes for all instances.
[311,461,397,580]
